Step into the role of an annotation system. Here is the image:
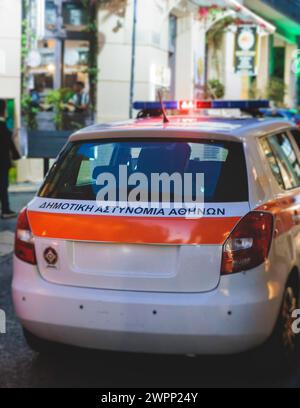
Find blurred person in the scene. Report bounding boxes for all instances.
[0,100,20,219]
[30,87,42,109]
[68,81,90,113]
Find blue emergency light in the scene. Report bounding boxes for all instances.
[133,99,270,111]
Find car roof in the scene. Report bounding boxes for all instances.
[70,116,296,143]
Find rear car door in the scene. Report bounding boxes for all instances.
[259,130,300,268]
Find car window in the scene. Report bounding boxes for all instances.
[39,138,249,203]
[259,137,284,189]
[264,112,285,118]
[290,129,300,151]
[264,132,300,190]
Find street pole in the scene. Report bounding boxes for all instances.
[54,0,64,90]
[129,0,138,119]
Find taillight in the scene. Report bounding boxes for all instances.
[221,211,273,275]
[15,208,36,265]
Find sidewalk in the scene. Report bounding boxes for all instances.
[0,230,14,263]
[8,182,40,194]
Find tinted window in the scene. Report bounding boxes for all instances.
[290,129,300,150]
[39,139,249,203]
[264,133,300,190]
[260,137,284,189]
[264,112,285,118]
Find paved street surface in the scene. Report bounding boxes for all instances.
[0,231,14,257]
[1,192,300,388]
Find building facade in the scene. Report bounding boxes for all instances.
[96,0,276,122]
[97,0,184,122]
[244,0,300,107]
[0,0,21,115]
[0,1,29,183]
[4,0,300,183]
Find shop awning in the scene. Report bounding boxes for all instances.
[244,0,300,43]
[189,0,276,33]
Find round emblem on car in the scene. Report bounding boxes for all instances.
[43,247,58,265]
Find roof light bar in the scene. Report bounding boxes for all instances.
[133,101,178,110]
[133,100,270,111]
[212,100,270,109]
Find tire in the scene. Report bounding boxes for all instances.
[261,276,300,372]
[23,327,61,354]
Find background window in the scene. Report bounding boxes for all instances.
[290,129,300,151]
[45,1,57,31]
[27,39,56,92]
[63,40,90,88]
[62,2,88,31]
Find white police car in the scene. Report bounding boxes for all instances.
[12,100,300,365]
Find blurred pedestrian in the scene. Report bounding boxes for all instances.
[68,81,90,113]
[0,99,20,219]
[30,87,42,109]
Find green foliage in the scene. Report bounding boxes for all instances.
[21,94,38,130]
[21,1,36,90]
[207,16,234,77]
[208,79,225,99]
[80,0,102,107]
[9,167,17,185]
[266,77,286,106]
[249,77,287,105]
[86,22,98,33]
[46,89,73,131]
[84,66,100,85]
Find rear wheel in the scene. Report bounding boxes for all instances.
[263,276,300,371]
[280,286,298,355]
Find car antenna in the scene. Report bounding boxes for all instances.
[158,91,170,124]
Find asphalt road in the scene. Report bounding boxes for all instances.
[1,192,300,388]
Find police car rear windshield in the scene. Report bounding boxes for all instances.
[39,139,249,203]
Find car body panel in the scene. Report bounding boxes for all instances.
[12,255,283,354]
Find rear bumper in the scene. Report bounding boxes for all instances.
[12,256,283,355]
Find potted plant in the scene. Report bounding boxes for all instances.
[25,88,74,163]
[21,94,38,130]
[45,88,73,131]
[208,79,225,99]
[266,77,286,107]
